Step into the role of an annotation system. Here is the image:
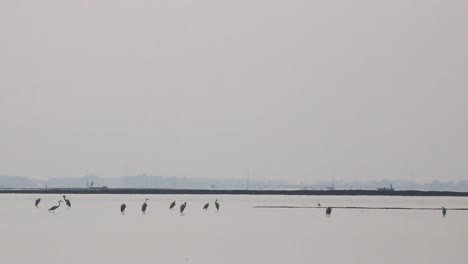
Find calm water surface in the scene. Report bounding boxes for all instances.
[1,194,467,264]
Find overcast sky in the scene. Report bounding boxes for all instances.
[0,0,467,183]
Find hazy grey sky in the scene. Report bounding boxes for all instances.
[1,0,467,182]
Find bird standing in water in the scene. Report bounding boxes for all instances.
[326,207,332,216]
[180,202,187,215]
[63,195,71,208]
[203,202,209,210]
[121,204,127,214]
[169,200,176,210]
[48,201,63,213]
[442,207,447,217]
[142,199,149,214]
[35,198,41,208]
[215,199,220,211]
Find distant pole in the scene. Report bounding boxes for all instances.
[86,169,89,188]
[246,169,250,190]
[411,172,414,190]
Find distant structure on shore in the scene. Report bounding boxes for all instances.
[377,184,394,192]
[3,175,468,192]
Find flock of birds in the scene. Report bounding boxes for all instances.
[34,197,449,217]
[35,195,72,212]
[35,195,220,215]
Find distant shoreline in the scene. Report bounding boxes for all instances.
[1,188,468,197]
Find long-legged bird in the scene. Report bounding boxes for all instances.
[169,200,176,210]
[326,207,332,216]
[180,202,187,215]
[48,201,62,213]
[121,204,127,214]
[142,199,149,214]
[442,207,447,217]
[35,198,41,208]
[63,195,71,208]
[215,199,220,211]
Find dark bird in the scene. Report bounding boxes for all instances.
[326,207,332,216]
[48,201,63,213]
[142,199,149,214]
[318,203,321,207]
[203,202,209,210]
[215,199,220,211]
[63,195,71,208]
[35,198,41,208]
[442,207,447,217]
[121,204,127,214]
[169,200,176,210]
[180,202,187,215]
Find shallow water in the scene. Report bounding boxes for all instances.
[1,194,467,264]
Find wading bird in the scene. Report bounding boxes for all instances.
[180,202,187,215]
[63,195,71,208]
[35,198,41,208]
[121,204,127,214]
[203,202,209,210]
[326,207,332,216]
[215,199,220,211]
[318,203,321,207]
[48,201,63,213]
[442,207,447,217]
[142,199,149,214]
[169,200,176,210]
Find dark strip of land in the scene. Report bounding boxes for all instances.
[1,188,468,196]
[254,206,468,210]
